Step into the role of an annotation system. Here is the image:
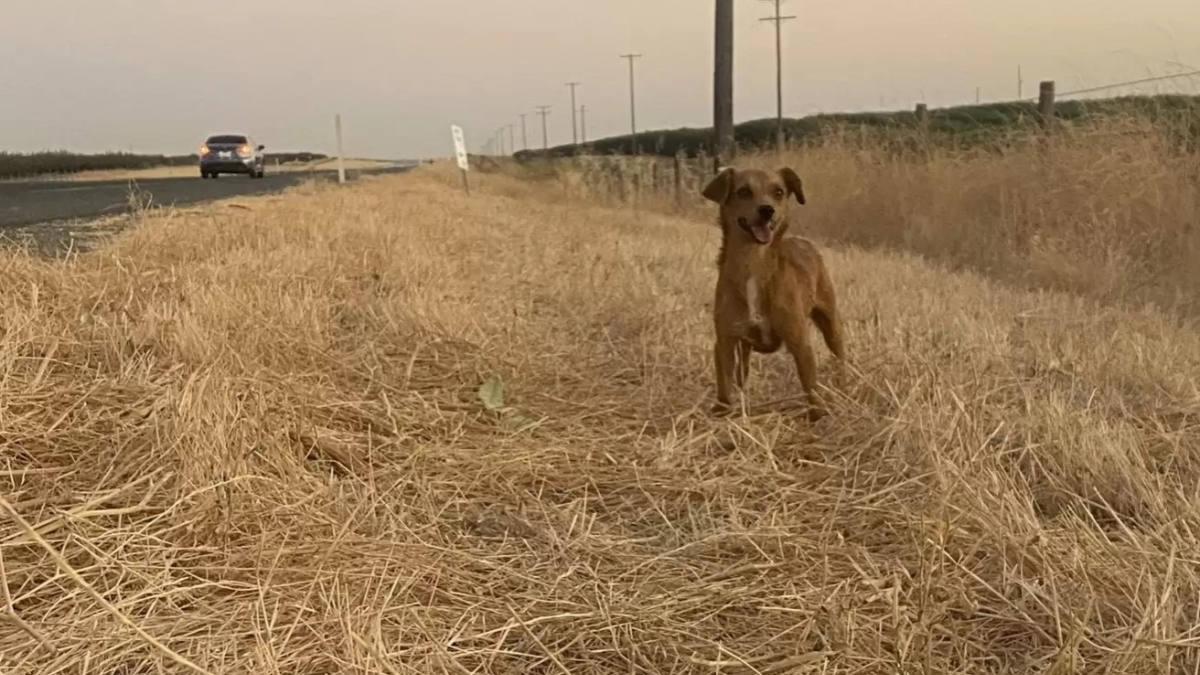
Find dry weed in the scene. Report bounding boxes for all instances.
[0,164,1198,674]
[528,117,1200,321]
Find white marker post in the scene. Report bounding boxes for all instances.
[335,114,347,185]
[451,124,470,196]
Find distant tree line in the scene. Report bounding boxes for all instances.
[0,150,329,180]
[514,94,1200,160]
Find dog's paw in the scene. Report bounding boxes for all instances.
[710,402,734,417]
[812,413,835,434]
[806,406,829,424]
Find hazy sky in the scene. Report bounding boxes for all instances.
[2,1,1199,159]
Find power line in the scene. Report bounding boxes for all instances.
[1055,69,1200,99]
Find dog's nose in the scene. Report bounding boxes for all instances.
[757,205,776,220]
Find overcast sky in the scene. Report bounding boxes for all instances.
[2,0,1199,159]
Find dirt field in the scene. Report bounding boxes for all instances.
[2,157,1199,674]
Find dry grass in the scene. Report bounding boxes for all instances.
[2,156,1200,674]
[552,117,1200,321]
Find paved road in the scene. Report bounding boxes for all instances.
[0,164,414,229]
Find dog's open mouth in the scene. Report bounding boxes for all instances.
[738,218,773,245]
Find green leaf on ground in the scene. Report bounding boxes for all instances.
[478,376,506,411]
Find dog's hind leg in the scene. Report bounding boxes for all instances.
[812,270,847,360]
[811,306,846,360]
[776,316,825,422]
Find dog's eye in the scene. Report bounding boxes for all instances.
[736,187,753,198]
[773,188,785,199]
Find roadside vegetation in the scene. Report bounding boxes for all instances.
[516,93,1200,159]
[0,150,328,180]
[1,122,1198,670]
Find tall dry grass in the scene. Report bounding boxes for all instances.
[2,162,1200,674]
[548,117,1200,320]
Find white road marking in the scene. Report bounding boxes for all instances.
[29,185,110,193]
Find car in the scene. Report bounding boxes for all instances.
[199,134,266,179]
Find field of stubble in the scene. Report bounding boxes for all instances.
[3,139,1200,673]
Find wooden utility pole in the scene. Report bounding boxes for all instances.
[536,105,552,150]
[519,113,529,151]
[566,82,581,145]
[620,53,642,155]
[760,0,795,155]
[714,0,735,170]
[580,105,587,143]
[507,124,516,155]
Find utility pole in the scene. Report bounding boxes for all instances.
[536,105,552,150]
[714,0,735,170]
[334,113,346,184]
[1018,65,1024,99]
[507,124,516,155]
[620,53,642,155]
[496,128,505,156]
[760,0,795,156]
[566,82,581,145]
[519,113,529,151]
[580,105,587,144]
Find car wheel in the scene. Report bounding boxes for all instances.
[201,172,209,179]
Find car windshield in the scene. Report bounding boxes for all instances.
[206,135,248,145]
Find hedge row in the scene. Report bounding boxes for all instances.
[0,150,329,180]
[514,94,1200,160]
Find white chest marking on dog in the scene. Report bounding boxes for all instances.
[746,277,763,325]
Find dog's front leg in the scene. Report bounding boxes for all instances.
[733,339,752,390]
[713,334,740,413]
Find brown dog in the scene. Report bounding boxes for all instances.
[702,165,846,420]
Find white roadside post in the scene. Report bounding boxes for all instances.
[451,124,471,196]
[335,114,347,184]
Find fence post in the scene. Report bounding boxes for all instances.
[631,163,642,209]
[673,152,685,208]
[1038,81,1056,127]
[615,160,627,205]
[335,113,347,185]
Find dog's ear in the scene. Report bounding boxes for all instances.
[778,167,805,205]
[702,167,737,204]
